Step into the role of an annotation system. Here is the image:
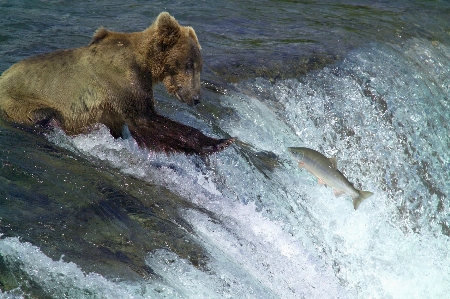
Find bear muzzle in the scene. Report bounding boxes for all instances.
[175,89,201,106]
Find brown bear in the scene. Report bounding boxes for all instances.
[0,12,233,155]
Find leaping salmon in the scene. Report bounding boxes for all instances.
[288,147,373,209]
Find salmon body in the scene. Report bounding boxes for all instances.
[288,147,373,209]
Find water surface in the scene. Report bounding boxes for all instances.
[1,1,450,298]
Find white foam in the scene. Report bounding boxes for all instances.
[33,38,450,299]
[182,203,351,298]
[0,236,139,298]
[45,127,350,298]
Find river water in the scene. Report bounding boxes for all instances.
[1,1,450,298]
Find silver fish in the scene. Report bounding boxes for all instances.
[288,147,373,209]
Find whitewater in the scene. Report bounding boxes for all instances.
[1,35,449,298]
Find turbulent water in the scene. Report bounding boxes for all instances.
[1,1,450,298]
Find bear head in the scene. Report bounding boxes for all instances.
[150,12,203,106]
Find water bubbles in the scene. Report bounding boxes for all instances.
[217,38,450,298]
[8,37,448,299]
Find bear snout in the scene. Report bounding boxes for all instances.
[176,88,201,106]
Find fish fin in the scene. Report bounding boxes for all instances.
[333,190,345,197]
[329,157,338,169]
[318,178,326,185]
[298,162,306,168]
[352,190,374,210]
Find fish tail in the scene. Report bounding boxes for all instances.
[353,190,374,210]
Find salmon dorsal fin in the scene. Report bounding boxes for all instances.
[329,157,338,169]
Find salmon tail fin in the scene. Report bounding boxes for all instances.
[353,190,374,210]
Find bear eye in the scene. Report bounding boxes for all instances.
[186,60,194,71]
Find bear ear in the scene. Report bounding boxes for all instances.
[89,27,109,45]
[155,12,181,49]
[187,27,201,50]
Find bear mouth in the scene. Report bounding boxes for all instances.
[175,90,199,106]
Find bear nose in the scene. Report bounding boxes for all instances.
[193,95,200,105]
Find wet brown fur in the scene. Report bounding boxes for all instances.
[0,12,232,155]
